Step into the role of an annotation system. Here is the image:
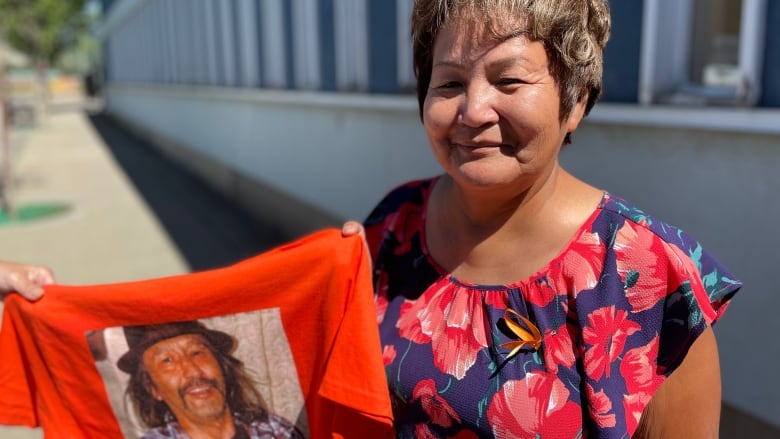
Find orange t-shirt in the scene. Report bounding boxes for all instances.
[0,229,392,439]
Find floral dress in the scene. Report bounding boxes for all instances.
[363,177,740,439]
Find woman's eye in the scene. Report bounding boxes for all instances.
[497,78,524,86]
[436,81,462,89]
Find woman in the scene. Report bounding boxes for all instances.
[344,0,739,437]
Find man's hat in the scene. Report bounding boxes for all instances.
[116,320,235,374]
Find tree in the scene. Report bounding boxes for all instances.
[0,0,88,216]
[0,0,88,68]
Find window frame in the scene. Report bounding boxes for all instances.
[639,0,767,106]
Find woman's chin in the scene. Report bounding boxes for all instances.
[445,159,528,187]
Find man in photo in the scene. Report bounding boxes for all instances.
[117,320,303,439]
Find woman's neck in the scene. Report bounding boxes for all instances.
[425,166,602,284]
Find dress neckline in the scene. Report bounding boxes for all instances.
[418,176,609,290]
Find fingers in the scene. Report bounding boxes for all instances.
[342,220,366,239]
[0,262,55,301]
[342,221,373,271]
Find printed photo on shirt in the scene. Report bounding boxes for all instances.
[86,308,308,438]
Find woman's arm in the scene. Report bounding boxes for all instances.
[634,326,721,438]
[0,261,55,301]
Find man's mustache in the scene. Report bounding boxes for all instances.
[178,378,222,399]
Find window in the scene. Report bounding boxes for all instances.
[640,0,766,106]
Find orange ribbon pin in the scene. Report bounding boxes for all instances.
[500,308,542,361]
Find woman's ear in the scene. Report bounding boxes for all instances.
[565,90,589,133]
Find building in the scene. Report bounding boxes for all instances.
[97,0,780,432]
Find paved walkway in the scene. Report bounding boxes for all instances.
[0,98,286,437]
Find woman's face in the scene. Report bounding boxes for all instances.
[423,17,586,193]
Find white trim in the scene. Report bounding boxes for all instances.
[396,0,415,89]
[105,82,780,135]
[334,0,369,91]
[589,103,780,135]
[259,0,287,88]
[106,82,417,112]
[292,0,321,89]
[639,0,692,105]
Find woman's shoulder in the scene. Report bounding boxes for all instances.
[363,177,437,226]
[595,192,740,316]
[599,192,708,254]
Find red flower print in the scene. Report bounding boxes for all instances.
[623,391,652,435]
[483,290,508,310]
[396,279,489,379]
[552,231,604,298]
[542,324,577,373]
[487,373,581,437]
[382,345,397,366]
[375,293,389,325]
[586,383,617,428]
[411,379,461,428]
[614,221,668,312]
[415,424,438,439]
[620,336,664,395]
[526,277,558,307]
[582,306,641,381]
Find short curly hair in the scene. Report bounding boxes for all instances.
[412,0,611,142]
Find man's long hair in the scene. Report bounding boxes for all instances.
[125,345,270,428]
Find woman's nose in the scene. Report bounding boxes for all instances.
[458,86,499,128]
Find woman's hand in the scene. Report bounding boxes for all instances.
[0,261,55,301]
[342,221,372,270]
[341,220,366,240]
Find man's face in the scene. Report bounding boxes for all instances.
[142,334,229,426]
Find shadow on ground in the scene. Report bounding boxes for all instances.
[86,111,289,272]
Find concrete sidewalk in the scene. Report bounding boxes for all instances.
[0,101,189,438]
[0,102,189,283]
